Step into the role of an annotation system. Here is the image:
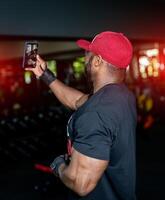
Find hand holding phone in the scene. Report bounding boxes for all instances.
[22,41,38,68]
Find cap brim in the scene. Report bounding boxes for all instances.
[76,39,91,51]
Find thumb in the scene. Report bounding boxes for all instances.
[25,68,34,71]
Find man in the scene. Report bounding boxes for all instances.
[26,31,137,200]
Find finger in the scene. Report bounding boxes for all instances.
[25,68,34,71]
[37,54,45,64]
[36,55,47,71]
[39,64,45,72]
[35,61,44,72]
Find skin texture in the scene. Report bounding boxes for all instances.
[58,148,108,196]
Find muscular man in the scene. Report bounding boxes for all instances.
[26,31,137,200]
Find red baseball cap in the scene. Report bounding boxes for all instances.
[76,31,133,68]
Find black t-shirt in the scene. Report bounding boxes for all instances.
[67,83,137,200]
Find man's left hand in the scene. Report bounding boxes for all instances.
[50,155,66,177]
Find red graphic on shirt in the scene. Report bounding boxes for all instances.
[67,138,72,156]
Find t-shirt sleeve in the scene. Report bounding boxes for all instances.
[73,111,113,160]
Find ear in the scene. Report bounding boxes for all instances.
[92,55,102,67]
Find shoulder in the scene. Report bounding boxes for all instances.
[99,83,136,106]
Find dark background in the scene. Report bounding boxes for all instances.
[0,0,165,40]
[0,1,165,200]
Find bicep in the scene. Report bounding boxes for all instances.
[63,111,113,195]
[68,147,108,195]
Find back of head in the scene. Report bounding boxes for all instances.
[76,31,133,69]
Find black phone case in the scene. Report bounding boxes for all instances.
[22,41,38,68]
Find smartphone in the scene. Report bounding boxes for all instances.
[22,41,38,68]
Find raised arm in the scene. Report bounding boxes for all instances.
[25,55,88,110]
[49,79,87,110]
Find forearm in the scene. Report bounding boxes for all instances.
[58,163,76,191]
[49,79,85,110]
[27,55,86,110]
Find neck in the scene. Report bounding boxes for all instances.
[91,65,125,94]
[93,78,123,93]
[93,80,113,93]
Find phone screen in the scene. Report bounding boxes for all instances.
[22,41,38,68]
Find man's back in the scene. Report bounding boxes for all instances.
[68,83,137,200]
